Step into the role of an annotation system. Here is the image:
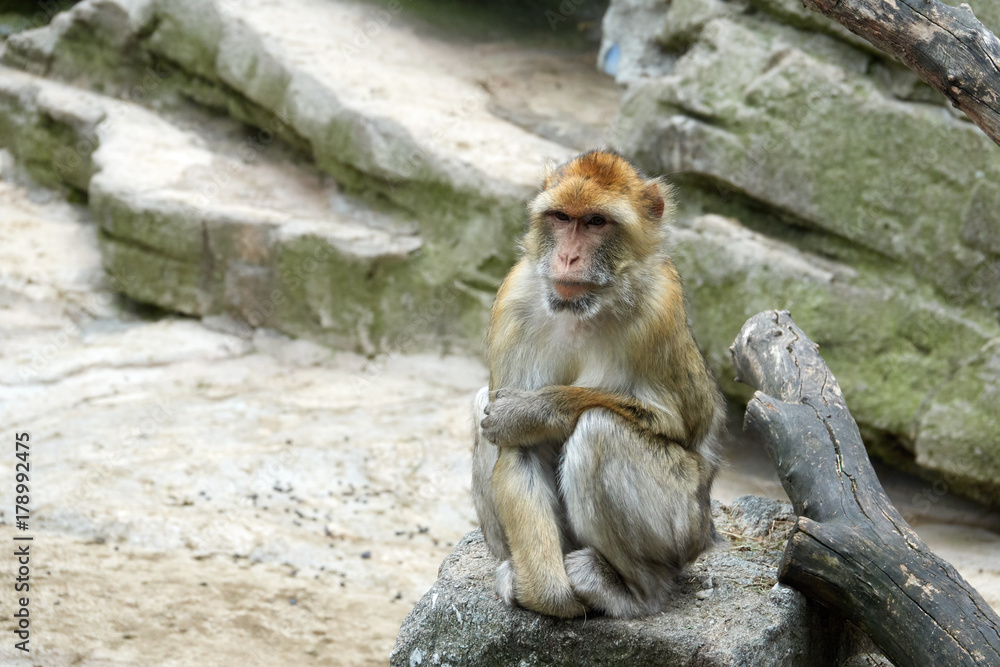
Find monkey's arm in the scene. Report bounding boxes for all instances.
[480,385,690,448]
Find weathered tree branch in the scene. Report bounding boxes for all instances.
[801,0,1000,148]
[730,310,1000,667]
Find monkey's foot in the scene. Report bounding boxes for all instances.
[495,559,586,618]
[495,560,517,606]
[565,548,652,618]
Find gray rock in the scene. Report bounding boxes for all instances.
[0,65,432,350]
[0,0,614,354]
[601,0,1000,505]
[727,494,795,538]
[598,0,676,80]
[390,499,888,666]
[4,0,1000,504]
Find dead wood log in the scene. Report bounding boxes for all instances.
[800,0,1000,148]
[729,310,1000,667]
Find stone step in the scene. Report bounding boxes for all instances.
[1,0,621,350]
[0,64,438,350]
[1,0,614,250]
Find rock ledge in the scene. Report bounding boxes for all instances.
[391,497,888,667]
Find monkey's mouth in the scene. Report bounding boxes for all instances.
[548,281,603,317]
[552,281,596,300]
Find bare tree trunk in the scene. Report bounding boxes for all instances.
[729,310,1000,667]
[801,0,1000,148]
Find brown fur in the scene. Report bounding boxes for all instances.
[472,150,723,618]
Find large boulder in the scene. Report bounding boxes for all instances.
[0,0,619,353]
[599,0,1000,506]
[390,497,889,666]
[0,0,593,351]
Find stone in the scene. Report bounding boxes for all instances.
[4,0,1000,503]
[600,0,1000,505]
[727,494,795,538]
[0,65,432,350]
[390,499,889,666]
[598,0,676,80]
[670,214,1000,507]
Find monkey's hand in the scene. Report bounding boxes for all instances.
[480,388,574,448]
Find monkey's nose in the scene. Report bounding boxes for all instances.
[558,254,580,269]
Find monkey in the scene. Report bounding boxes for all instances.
[471,149,724,619]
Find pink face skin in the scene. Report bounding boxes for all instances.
[546,211,615,299]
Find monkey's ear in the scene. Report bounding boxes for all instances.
[644,180,666,220]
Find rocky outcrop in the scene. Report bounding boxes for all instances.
[0,65,432,350]
[0,0,605,350]
[669,215,1000,507]
[2,0,999,504]
[599,0,1000,506]
[390,497,890,666]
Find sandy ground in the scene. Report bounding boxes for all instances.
[0,178,485,666]
[0,177,997,666]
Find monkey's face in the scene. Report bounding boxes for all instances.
[524,150,671,318]
[536,211,622,316]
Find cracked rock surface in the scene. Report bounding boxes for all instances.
[2,0,999,503]
[391,499,892,667]
[602,0,1000,506]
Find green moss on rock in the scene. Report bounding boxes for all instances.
[94,193,207,261]
[0,90,95,190]
[619,15,1000,309]
[671,215,1000,505]
[99,231,210,314]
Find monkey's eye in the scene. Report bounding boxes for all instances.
[552,211,570,222]
[587,215,608,227]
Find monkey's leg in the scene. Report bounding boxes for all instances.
[471,386,509,562]
[493,445,585,618]
[561,409,715,618]
[473,387,584,617]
